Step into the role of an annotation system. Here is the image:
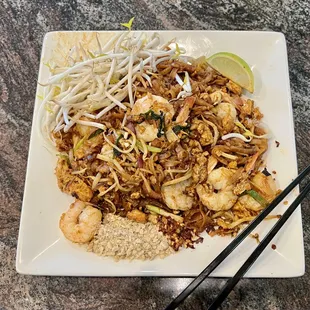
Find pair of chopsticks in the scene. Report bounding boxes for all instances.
[165,164,310,310]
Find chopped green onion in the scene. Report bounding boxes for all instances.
[88,51,96,59]
[56,153,70,166]
[136,140,162,153]
[74,135,87,153]
[136,140,146,153]
[146,205,183,223]
[146,144,162,153]
[246,190,268,207]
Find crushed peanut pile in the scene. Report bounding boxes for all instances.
[89,214,175,261]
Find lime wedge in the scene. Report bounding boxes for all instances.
[207,52,254,93]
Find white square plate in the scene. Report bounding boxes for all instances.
[16,31,304,277]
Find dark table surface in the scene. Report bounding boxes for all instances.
[1,0,310,309]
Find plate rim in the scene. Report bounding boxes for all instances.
[16,30,304,277]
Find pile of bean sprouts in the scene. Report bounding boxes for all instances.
[38,30,186,147]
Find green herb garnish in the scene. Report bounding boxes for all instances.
[141,110,165,137]
[172,124,191,134]
[88,129,104,140]
[113,134,124,158]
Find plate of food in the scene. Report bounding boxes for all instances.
[16,27,304,277]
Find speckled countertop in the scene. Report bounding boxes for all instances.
[1,0,310,309]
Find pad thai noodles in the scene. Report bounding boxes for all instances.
[39,30,278,256]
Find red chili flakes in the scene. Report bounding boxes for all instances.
[271,244,277,250]
[275,140,280,147]
[157,216,203,251]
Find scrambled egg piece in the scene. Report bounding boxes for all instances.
[55,159,93,202]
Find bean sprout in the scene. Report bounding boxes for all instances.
[162,171,192,187]
[221,133,252,142]
[39,30,180,147]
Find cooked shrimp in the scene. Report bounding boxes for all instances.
[251,172,277,202]
[207,167,235,190]
[136,121,158,142]
[236,194,263,212]
[59,200,102,243]
[210,91,232,105]
[161,179,194,211]
[131,94,175,123]
[215,102,237,133]
[209,91,222,105]
[196,167,238,211]
[131,94,175,142]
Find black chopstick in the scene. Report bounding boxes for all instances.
[208,180,310,310]
[165,164,310,310]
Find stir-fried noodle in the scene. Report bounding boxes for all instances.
[40,31,277,251]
